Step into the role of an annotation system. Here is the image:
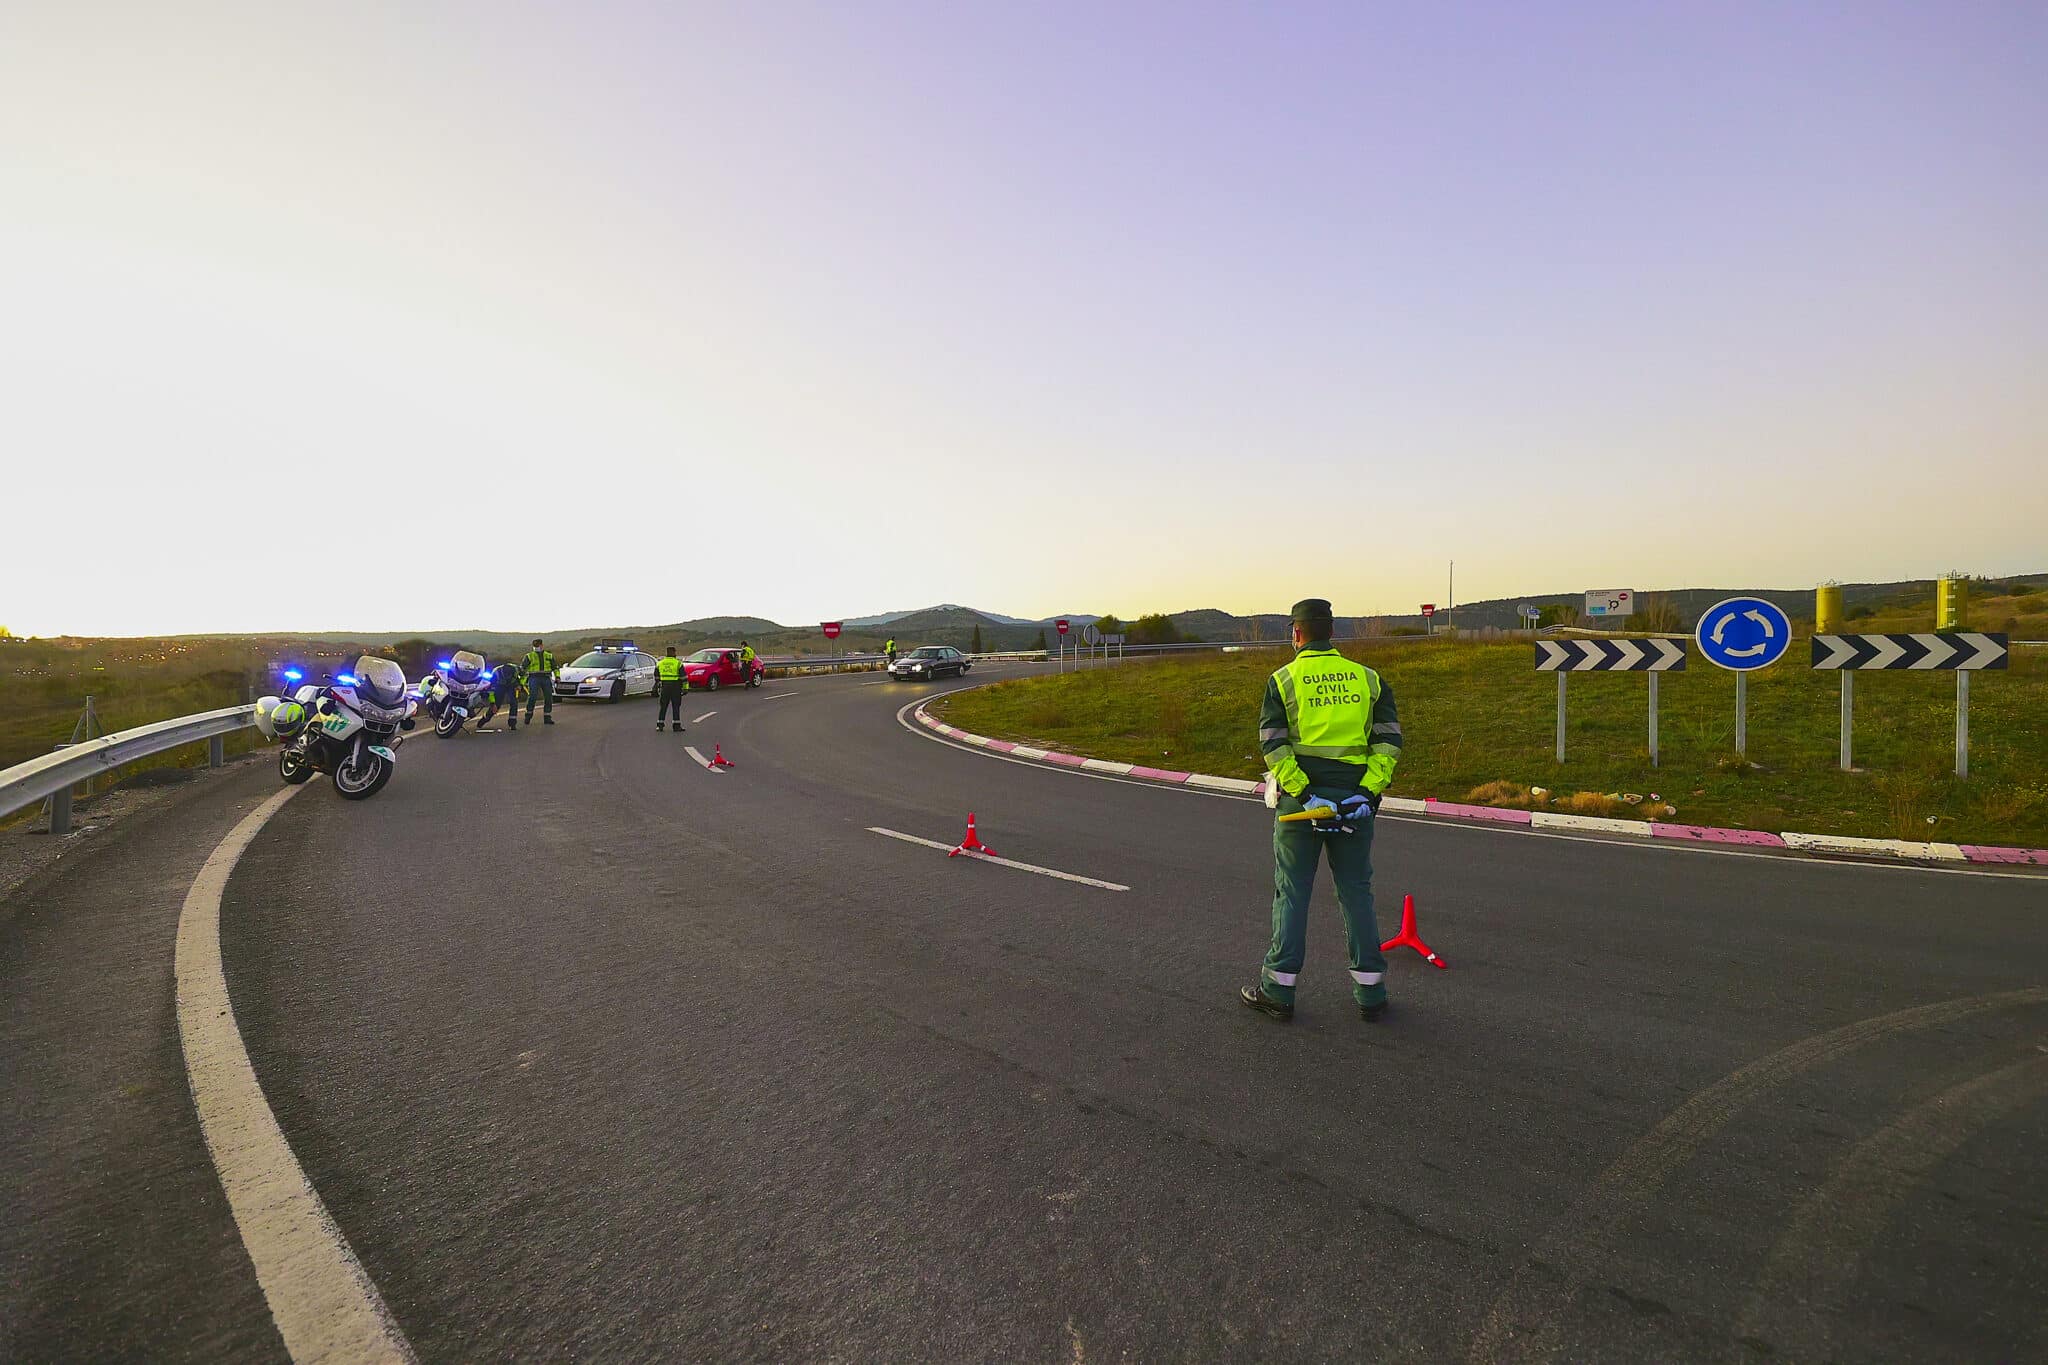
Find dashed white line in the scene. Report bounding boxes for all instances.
[692,711,717,723]
[175,785,415,1364]
[867,827,1130,891]
[684,745,724,773]
[761,691,798,700]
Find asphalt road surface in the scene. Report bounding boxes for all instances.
[6,663,2047,1362]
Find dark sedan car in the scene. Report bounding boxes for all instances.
[887,645,971,680]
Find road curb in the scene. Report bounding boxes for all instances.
[914,702,2048,869]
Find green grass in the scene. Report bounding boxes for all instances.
[934,639,2048,847]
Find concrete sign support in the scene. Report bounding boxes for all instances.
[1811,632,2007,778]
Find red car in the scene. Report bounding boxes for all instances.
[684,647,766,690]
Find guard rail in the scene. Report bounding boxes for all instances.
[0,704,257,836]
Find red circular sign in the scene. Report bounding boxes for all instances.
[1055,619,1070,635]
[821,621,843,639]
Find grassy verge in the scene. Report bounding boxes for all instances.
[932,639,2048,847]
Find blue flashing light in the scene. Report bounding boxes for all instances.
[336,673,358,686]
[437,659,453,669]
[282,668,304,681]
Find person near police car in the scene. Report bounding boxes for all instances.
[738,640,757,679]
[521,638,557,725]
[884,637,897,666]
[655,645,689,732]
[476,661,523,731]
[1240,598,1402,1023]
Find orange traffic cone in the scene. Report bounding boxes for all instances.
[948,812,997,858]
[1380,894,1446,969]
[710,743,736,769]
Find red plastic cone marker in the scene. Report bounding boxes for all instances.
[1380,894,1446,969]
[948,812,997,858]
[710,743,736,769]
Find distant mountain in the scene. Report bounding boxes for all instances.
[844,604,1039,627]
[652,616,784,637]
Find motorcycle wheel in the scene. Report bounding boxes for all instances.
[435,710,463,738]
[332,750,393,800]
[279,748,315,785]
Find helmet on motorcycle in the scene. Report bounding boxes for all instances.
[270,700,309,740]
[252,695,283,739]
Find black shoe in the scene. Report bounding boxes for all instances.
[1239,986,1293,1022]
[544,716,555,724]
[1360,1001,1389,1023]
[656,722,664,730]
[675,727,685,734]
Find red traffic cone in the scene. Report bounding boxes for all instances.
[1380,894,1446,969]
[948,812,997,858]
[710,743,736,769]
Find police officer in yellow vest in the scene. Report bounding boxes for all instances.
[521,638,557,726]
[1241,599,1403,1023]
[655,646,688,732]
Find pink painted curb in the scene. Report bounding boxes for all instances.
[1960,845,2048,866]
[915,703,2043,867]
[1424,800,1533,825]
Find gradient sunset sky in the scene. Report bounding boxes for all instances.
[2,2,2042,636]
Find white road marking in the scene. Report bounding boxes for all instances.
[684,745,724,773]
[867,827,1130,891]
[692,711,717,723]
[174,785,415,1364]
[761,691,798,700]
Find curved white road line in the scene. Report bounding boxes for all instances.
[174,785,415,1364]
[896,694,2048,882]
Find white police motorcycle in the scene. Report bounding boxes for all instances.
[419,650,490,738]
[253,655,415,800]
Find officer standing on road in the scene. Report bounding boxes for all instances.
[521,637,557,726]
[884,637,897,666]
[655,646,688,732]
[1240,598,1402,1024]
[738,640,757,680]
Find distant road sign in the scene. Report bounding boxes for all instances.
[1812,633,2008,671]
[1082,623,1101,645]
[1695,597,1791,671]
[1518,603,1539,622]
[821,621,842,640]
[1420,604,1436,617]
[1536,639,1686,672]
[1055,619,1070,636]
[1585,589,1634,618]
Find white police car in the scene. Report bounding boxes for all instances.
[555,641,660,703]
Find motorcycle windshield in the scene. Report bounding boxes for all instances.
[449,650,485,682]
[352,656,410,707]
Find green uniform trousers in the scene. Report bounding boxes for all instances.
[1260,810,1388,1008]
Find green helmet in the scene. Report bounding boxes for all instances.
[270,700,308,740]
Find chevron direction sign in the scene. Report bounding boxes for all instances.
[1811,633,2008,671]
[1535,639,1687,672]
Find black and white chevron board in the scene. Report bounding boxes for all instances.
[1536,638,1686,766]
[1535,638,1687,671]
[1810,633,2008,671]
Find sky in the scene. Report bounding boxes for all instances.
[1,1,2043,637]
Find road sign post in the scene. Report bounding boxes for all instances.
[1421,604,1435,637]
[1812,632,2007,778]
[1695,596,1791,761]
[1055,618,1070,672]
[1535,639,1686,765]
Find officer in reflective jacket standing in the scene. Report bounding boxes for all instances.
[1240,598,1402,1023]
[521,638,557,726]
[655,646,688,732]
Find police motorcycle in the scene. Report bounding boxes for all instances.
[252,655,416,800]
[419,650,490,738]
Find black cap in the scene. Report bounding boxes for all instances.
[1290,598,1335,626]
[532,638,543,646]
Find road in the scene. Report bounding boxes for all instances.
[5,662,2047,1361]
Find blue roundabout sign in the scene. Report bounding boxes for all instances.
[1695,596,1792,671]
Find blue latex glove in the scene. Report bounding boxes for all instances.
[1340,794,1376,822]
[1301,796,1341,822]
